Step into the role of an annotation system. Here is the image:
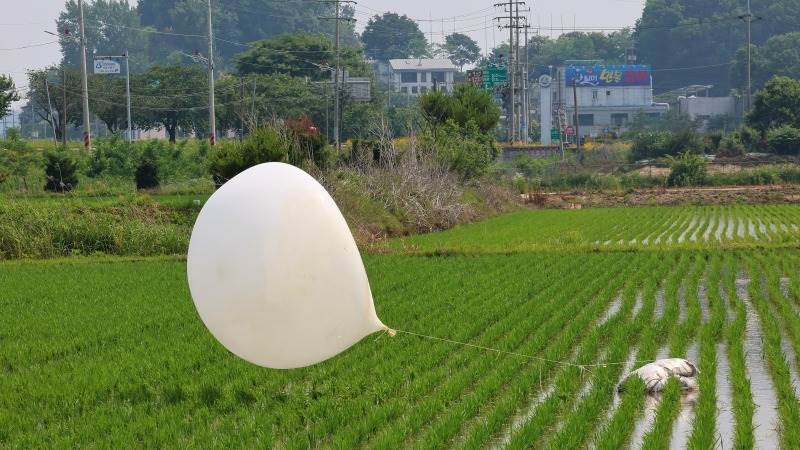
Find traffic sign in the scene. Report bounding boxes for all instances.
[482,64,508,90]
[550,128,560,141]
[566,126,575,136]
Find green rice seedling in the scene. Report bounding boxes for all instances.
[745,256,800,448]
[594,377,647,450]
[720,253,755,449]
[687,254,725,449]
[640,378,683,450]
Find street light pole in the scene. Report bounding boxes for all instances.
[207,0,217,145]
[77,0,91,149]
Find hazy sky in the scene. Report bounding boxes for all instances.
[2,0,645,109]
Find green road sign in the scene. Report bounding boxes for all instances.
[550,128,560,141]
[482,64,508,90]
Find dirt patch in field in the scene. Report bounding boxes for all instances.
[522,185,800,209]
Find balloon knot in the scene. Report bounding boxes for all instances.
[385,327,397,337]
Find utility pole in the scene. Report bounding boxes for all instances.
[745,0,752,111]
[62,66,67,146]
[334,0,341,150]
[522,19,530,143]
[320,0,356,150]
[495,0,525,143]
[207,0,216,145]
[125,51,132,144]
[44,77,58,145]
[77,0,91,149]
[572,79,580,152]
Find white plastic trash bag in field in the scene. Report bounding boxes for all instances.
[187,162,388,369]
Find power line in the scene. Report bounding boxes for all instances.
[0,41,59,51]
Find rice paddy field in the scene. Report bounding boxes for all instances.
[2,204,800,448]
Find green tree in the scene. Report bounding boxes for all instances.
[215,73,325,136]
[234,33,366,80]
[419,84,499,135]
[24,67,83,140]
[747,76,800,132]
[732,33,800,92]
[57,0,151,72]
[450,84,500,133]
[362,13,428,61]
[440,33,481,71]
[0,74,19,118]
[132,65,207,143]
[136,0,357,65]
[89,73,128,133]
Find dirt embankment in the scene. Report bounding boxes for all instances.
[522,185,800,209]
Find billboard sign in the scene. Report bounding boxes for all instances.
[565,65,650,87]
[93,59,121,74]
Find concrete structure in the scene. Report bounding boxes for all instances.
[387,59,457,95]
[677,96,742,130]
[541,64,669,142]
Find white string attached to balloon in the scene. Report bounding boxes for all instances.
[385,327,656,372]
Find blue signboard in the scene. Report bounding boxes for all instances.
[565,65,651,87]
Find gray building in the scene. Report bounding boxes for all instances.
[677,96,742,130]
[385,59,457,95]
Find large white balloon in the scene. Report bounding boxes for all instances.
[187,162,388,369]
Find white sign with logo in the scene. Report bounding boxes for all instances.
[93,59,121,74]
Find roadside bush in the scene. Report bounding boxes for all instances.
[665,151,707,187]
[716,135,746,157]
[43,149,79,192]
[428,120,496,180]
[135,148,160,189]
[207,126,291,187]
[734,125,764,152]
[630,129,703,161]
[766,125,800,156]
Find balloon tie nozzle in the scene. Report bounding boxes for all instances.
[385,327,397,337]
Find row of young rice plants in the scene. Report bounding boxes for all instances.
[592,252,693,449]
[622,253,704,450]
[541,253,674,449]
[639,255,705,450]
[584,256,667,447]
[374,253,637,449]
[744,254,800,448]
[332,253,621,449]
[501,253,667,449]
[686,253,726,449]
[757,251,800,387]
[303,252,602,449]
[719,252,756,449]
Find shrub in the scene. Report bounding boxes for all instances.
[135,148,160,189]
[716,135,746,157]
[428,120,496,180]
[766,125,800,156]
[207,126,291,188]
[43,149,79,192]
[630,129,703,161]
[665,151,707,187]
